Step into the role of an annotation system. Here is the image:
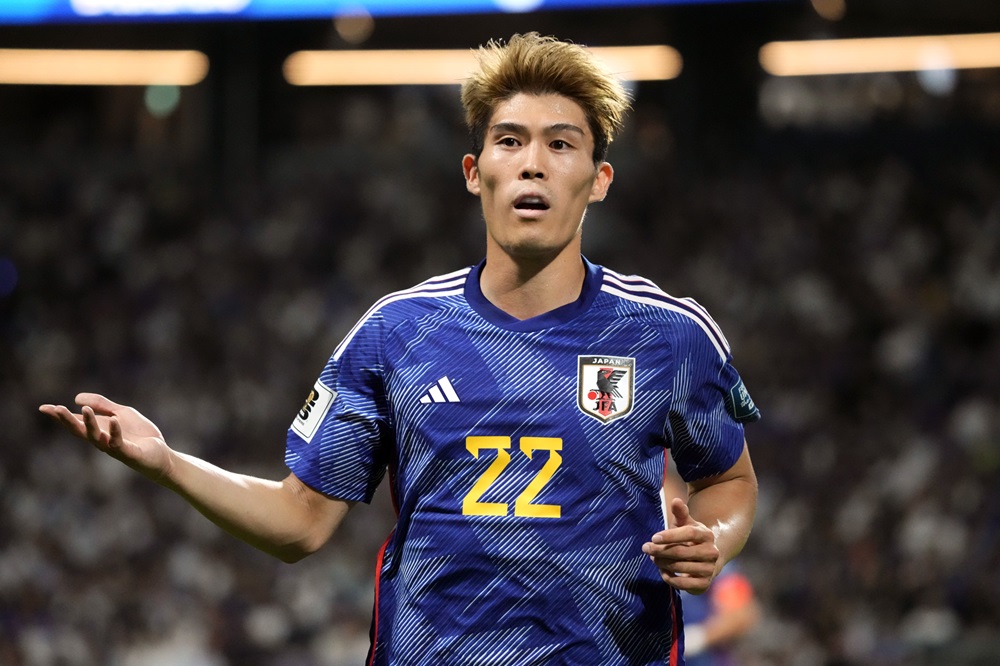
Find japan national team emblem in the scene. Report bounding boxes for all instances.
[577,355,635,423]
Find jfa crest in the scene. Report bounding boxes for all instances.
[577,355,635,424]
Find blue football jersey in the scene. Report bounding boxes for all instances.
[286,256,759,666]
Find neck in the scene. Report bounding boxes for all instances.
[480,248,586,320]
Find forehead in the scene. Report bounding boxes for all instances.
[488,93,592,136]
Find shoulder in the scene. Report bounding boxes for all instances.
[369,267,470,320]
[597,266,731,362]
[333,266,471,361]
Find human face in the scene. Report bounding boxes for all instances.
[463,93,613,263]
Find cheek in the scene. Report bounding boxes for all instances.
[575,175,598,199]
[479,170,500,197]
[477,152,514,193]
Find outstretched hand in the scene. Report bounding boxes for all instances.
[643,497,720,594]
[39,393,173,484]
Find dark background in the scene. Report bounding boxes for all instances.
[2,1,1000,663]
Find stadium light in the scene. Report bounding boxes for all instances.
[283,45,682,86]
[759,32,1000,76]
[0,49,209,85]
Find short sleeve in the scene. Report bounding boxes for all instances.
[666,320,759,482]
[285,313,391,503]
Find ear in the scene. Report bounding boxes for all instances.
[588,161,614,203]
[462,154,481,196]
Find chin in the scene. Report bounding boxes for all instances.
[501,240,565,262]
[489,225,578,262]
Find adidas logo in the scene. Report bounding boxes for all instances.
[419,376,461,404]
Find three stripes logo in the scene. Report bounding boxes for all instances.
[419,376,461,404]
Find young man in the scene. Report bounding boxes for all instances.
[41,33,758,665]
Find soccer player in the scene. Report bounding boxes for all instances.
[40,32,759,665]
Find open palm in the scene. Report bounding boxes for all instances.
[39,393,173,483]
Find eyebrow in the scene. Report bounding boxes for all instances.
[489,121,587,137]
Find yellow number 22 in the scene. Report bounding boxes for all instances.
[462,436,562,518]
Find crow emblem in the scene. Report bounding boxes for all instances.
[578,356,635,423]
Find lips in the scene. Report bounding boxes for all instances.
[513,193,550,211]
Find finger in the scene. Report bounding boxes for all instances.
[643,539,693,563]
[644,540,712,561]
[108,416,125,452]
[662,571,712,594]
[653,556,717,578]
[644,537,687,555]
[645,538,721,582]
[648,556,711,584]
[649,524,711,547]
[82,406,108,445]
[39,404,88,438]
[38,404,66,420]
[76,392,120,417]
[670,497,693,527]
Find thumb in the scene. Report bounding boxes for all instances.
[670,497,694,527]
[76,392,120,416]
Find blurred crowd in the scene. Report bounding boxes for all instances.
[1,67,999,665]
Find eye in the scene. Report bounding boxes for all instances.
[550,139,571,150]
[498,137,519,147]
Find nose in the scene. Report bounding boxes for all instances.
[519,142,545,180]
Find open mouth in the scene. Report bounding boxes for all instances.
[513,195,550,211]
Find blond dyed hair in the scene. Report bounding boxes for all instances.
[461,32,632,163]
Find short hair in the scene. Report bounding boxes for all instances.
[461,32,632,163]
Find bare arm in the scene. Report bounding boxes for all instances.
[686,442,757,571]
[161,453,352,562]
[643,441,757,593]
[39,393,352,563]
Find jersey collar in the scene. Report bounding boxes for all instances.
[464,255,604,332]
